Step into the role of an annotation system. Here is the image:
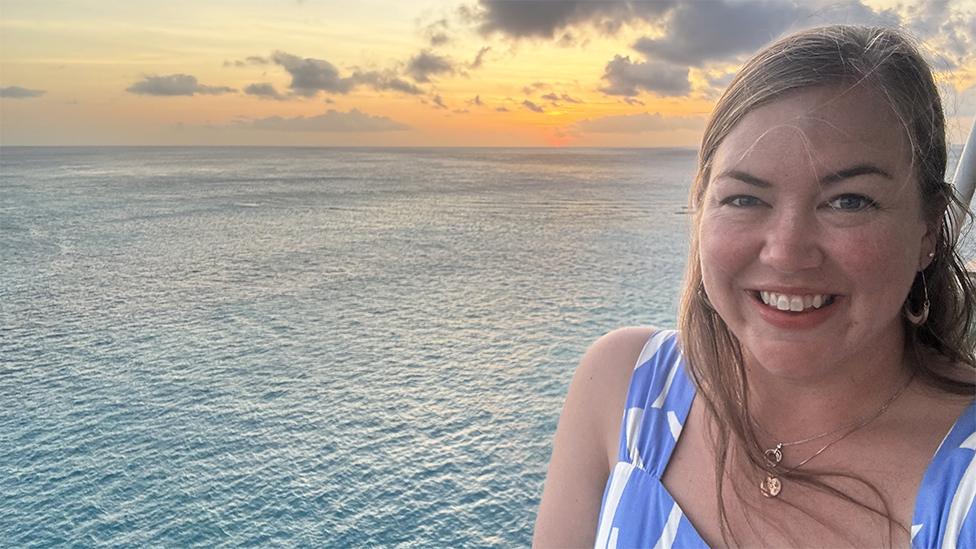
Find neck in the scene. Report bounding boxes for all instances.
[743,331,914,442]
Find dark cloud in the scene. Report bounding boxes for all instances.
[575,112,703,133]
[495,106,510,112]
[633,0,801,66]
[467,95,484,106]
[126,74,235,96]
[470,46,491,69]
[272,51,355,96]
[0,86,45,98]
[350,70,424,95]
[244,83,288,100]
[623,97,645,106]
[432,94,448,109]
[521,81,549,95]
[539,92,583,105]
[464,0,676,40]
[406,50,455,83]
[600,55,690,97]
[242,109,409,132]
[270,51,422,96]
[522,99,544,113]
[542,92,583,105]
[423,18,452,46]
[225,55,271,68]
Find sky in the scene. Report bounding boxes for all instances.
[1,0,974,147]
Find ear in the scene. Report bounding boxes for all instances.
[918,216,940,270]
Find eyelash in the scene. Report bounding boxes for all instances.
[719,195,764,208]
[719,194,879,212]
[824,194,879,211]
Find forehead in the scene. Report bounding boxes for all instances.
[712,84,912,178]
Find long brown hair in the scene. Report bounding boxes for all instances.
[677,25,976,545]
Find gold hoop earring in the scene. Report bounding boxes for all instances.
[904,271,930,326]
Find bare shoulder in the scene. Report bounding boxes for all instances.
[573,326,659,460]
[532,326,659,548]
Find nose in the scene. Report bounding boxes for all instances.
[758,208,824,273]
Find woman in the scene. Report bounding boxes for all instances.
[534,25,976,548]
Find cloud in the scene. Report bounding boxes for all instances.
[0,86,45,98]
[575,112,704,133]
[521,81,550,95]
[463,0,676,40]
[423,18,452,46]
[522,99,544,113]
[406,50,456,82]
[633,0,802,66]
[244,82,288,100]
[539,92,583,105]
[431,94,448,109]
[901,0,974,68]
[242,109,409,132]
[467,95,484,106]
[225,55,270,67]
[624,97,645,106]
[272,51,355,96]
[801,0,900,27]
[600,55,690,97]
[470,46,491,69]
[495,106,510,112]
[350,70,424,95]
[126,74,235,96]
[270,51,423,96]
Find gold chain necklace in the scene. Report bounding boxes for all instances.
[756,374,914,498]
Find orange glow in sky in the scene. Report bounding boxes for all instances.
[1,0,974,147]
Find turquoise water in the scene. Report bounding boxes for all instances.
[0,147,697,546]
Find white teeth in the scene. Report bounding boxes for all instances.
[759,291,833,312]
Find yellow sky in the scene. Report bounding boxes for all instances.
[1,0,974,147]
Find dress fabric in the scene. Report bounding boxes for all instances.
[592,330,976,549]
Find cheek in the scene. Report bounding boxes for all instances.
[698,215,758,288]
[829,226,919,298]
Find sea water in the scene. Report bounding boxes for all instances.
[0,146,971,547]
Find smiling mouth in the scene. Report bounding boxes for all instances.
[754,291,837,312]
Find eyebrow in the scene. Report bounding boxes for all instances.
[716,163,893,187]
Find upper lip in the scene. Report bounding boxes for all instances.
[747,286,839,295]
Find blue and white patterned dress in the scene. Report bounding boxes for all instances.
[593,330,976,549]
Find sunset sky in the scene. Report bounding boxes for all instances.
[1,0,974,147]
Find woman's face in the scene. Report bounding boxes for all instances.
[699,84,936,379]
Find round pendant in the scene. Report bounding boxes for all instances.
[763,446,783,465]
[760,475,782,498]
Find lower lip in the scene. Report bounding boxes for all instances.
[752,293,840,330]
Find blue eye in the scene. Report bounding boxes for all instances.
[826,194,877,211]
[721,195,763,207]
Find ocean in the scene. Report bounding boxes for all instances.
[1,146,971,547]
